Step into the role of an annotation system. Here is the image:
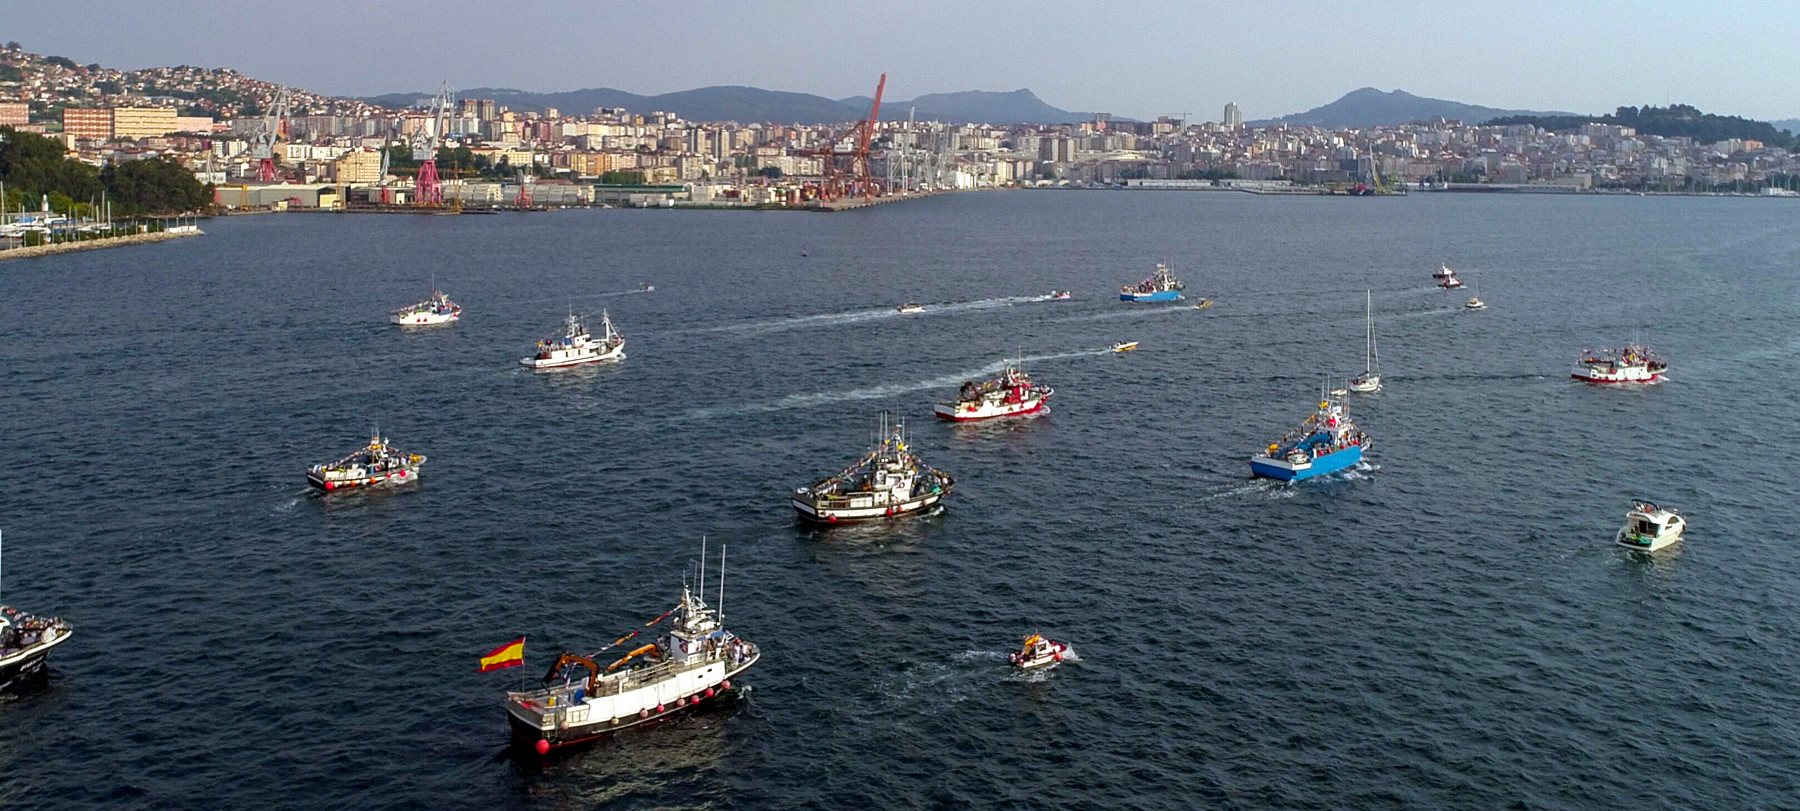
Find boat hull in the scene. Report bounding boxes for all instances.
[390,312,458,326]
[792,490,948,523]
[509,655,758,750]
[1249,444,1364,481]
[1119,290,1182,302]
[0,629,70,691]
[522,344,626,369]
[1572,369,1663,384]
[933,395,1047,421]
[307,467,421,490]
[1617,529,1682,553]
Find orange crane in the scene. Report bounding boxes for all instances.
[820,73,886,201]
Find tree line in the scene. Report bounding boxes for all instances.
[1486,104,1794,150]
[0,126,209,215]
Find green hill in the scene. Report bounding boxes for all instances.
[1486,104,1792,149]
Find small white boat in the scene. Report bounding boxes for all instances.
[390,290,461,326]
[522,310,626,370]
[1465,278,1486,310]
[1049,290,1072,301]
[1616,501,1686,552]
[1008,634,1070,670]
[1348,290,1381,392]
[641,284,655,293]
[897,303,924,314]
[1111,341,1139,352]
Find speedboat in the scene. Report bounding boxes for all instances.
[641,283,655,293]
[1616,501,1686,552]
[1049,290,1072,301]
[1348,290,1381,392]
[934,361,1052,421]
[521,310,625,369]
[1111,341,1139,352]
[390,290,461,325]
[1008,634,1069,670]
[1191,298,1213,309]
[307,429,425,490]
[791,415,953,523]
[1572,345,1666,384]
[897,303,925,314]
[0,605,73,691]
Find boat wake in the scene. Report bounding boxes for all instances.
[679,348,1111,420]
[1048,305,1195,324]
[691,295,1046,337]
[515,287,652,305]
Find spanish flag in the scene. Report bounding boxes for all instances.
[479,637,525,672]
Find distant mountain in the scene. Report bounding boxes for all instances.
[1259,88,1575,129]
[362,85,1079,124]
[1774,119,1800,135]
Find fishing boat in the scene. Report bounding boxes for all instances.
[791,416,953,523]
[1349,290,1381,392]
[1572,345,1666,384]
[1465,278,1487,310]
[389,290,461,325]
[1111,341,1139,352]
[1436,266,1464,289]
[521,310,625,369]
[306,430,425,490]
[1049,290,1072,301]
[1119,263,1185,302]
[506,543,759,752]
[1616,501,1686,553]
[1249,388,1370,481]
[0,533,73,691]
[1008,634,1070,670]
[934,361,1053,421]
[897,303,925,314]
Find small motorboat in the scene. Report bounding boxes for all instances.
[1049,290,1072,301]
[1617,501,1686,552]
[641,283,655,293]
[1191,298,1213,310]
[1465,296,1486,310]
[1009,634,1069,670]
[897,303,925,314]
[1111,341,1139,352]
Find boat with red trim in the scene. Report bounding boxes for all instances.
[389,290,461,325]
[306,430,425,490]
[506,544,758,752]
[1009,634,1070,670]
[934,361,1052,421]
[1573,345,1666,384]
[792,415,953,523]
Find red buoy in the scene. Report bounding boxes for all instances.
[639,709,648,719]
[1053,652,1062,662]
[656,703,665,713]
[721,680,731,690]
[676,697,686,707]
[827,515,838,523]
[705,688,715,698]
[534,739,550,755]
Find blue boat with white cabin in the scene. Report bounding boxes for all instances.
[1119,263,1185,302]
[1248,391,1370,481]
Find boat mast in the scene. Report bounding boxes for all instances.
[717,543,726,622]
[698,535,706,607]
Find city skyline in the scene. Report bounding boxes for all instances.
[6,0,1800,122]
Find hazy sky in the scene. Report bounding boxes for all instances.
[8,0,1800,120]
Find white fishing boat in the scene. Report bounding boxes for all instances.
[306,430,425,491]
[390,290,461,325]
[1465,278,1487,310]
[505,543,759,752]
[1008,634,1070,670]
[0,532,73,691]
[521,310,625,369]
[792,415,953,523]
[1348,290,1381,392]
[1572,345,1666,384]
[1616,501,1686,552]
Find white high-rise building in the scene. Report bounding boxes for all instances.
[1223,102,1244,130]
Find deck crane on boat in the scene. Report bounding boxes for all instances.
[250,86,290,182]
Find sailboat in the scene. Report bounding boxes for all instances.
[1348,290,1382,392]
[1464,277,1487,310]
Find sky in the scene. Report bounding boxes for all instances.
[8,0,1800,121]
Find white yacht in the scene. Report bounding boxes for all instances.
[1348,290,1381,392]
[1616,501,1686,552]
[1465,278,1487,310]
[521,310,625,369]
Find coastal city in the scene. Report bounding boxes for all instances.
[2,41,1798,225]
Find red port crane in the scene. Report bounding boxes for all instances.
[821,73,886,201]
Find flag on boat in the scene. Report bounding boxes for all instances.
[479,637,525,672]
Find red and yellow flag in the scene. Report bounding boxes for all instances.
[479,637,525,672]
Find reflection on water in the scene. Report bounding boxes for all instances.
[512,699,743,807]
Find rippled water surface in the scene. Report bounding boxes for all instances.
[3,192,1799,809]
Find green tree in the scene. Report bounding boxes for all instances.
[101,156,208,215]
[752,166,782,179]
[600,170,647,185]
[0,126,105,203]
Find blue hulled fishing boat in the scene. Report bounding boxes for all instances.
[1249,390,1370,481]
[1119,263,1185,302]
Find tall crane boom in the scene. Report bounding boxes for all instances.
[857,73,885,155]
[252,86,289,182]
[412,83,452,205]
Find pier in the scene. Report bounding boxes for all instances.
[0,228,202,262]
